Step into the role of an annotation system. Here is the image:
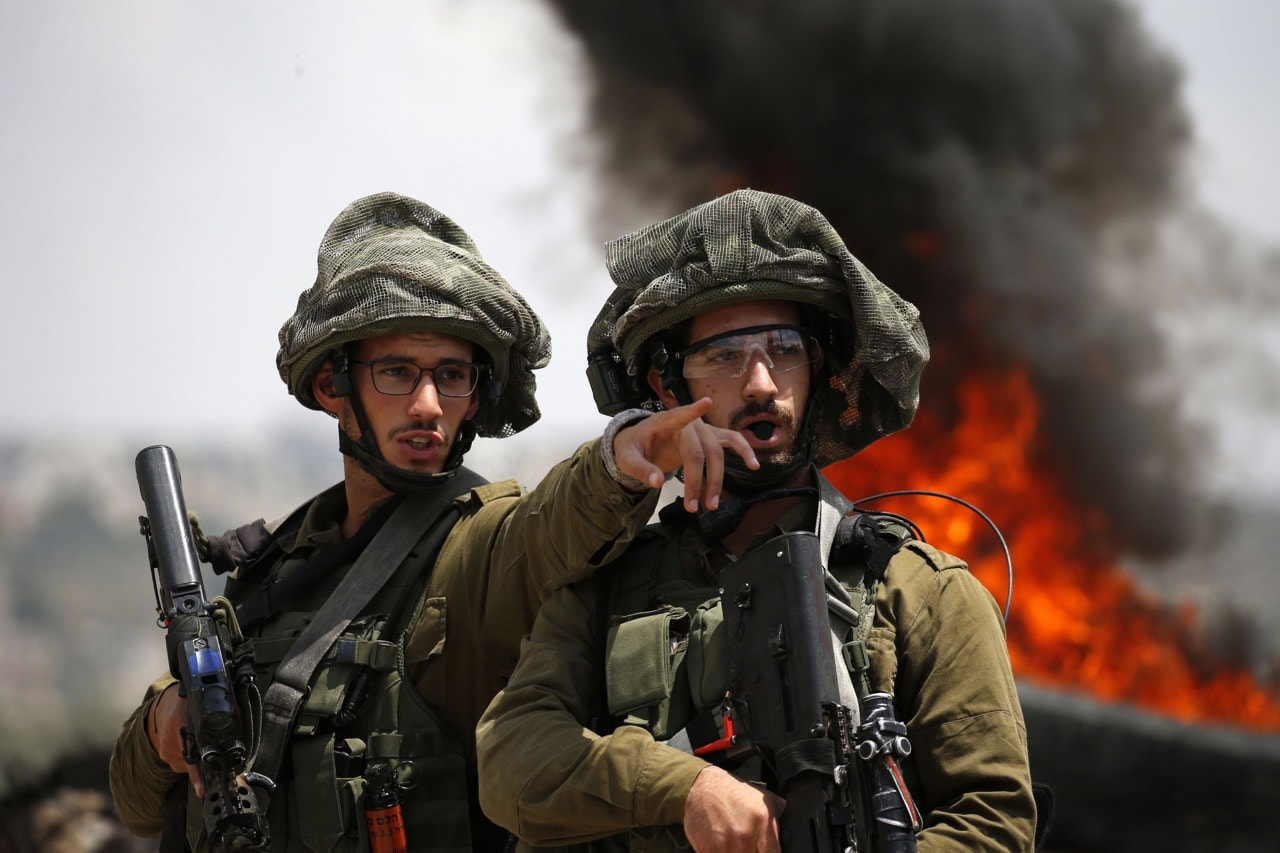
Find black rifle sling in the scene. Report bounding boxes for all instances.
[234,498,396,631]
[251,467,486,787]
[158,777,189,853]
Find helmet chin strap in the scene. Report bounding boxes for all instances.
[338,386,475,494]
[697,485,819,540]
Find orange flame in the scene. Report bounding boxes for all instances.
[825,366,1280,732]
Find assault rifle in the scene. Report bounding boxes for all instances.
[716,531,921,852]
[136,444,271,852]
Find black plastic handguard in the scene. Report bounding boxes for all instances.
[719,531,922,853]
[718,532,857,853]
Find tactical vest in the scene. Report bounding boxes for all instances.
[582,503,916,853]
[183,499,475,853]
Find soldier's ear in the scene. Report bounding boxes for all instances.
[646,367,680,410]
[312,361,345,416]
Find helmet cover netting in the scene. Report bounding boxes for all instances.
[588,189,930,465]
[278,192,551,437]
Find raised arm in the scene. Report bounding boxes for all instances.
[610,398,758,512]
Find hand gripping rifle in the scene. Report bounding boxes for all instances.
[716,531,921,852]
[136,445,271,852]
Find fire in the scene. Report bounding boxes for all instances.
[825,365,1280,732]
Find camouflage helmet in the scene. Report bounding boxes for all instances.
[587,189,930,466]
[277,192,551,437]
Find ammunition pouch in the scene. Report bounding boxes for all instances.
[686,598,727,711]
[605,606,693,741]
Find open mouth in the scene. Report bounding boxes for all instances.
[738,418,781,448]
[398,431,443,461]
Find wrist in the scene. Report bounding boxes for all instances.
[602,408,654,491]
[145,683,176,752]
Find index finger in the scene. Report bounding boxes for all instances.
[650,397,713,434]
[189,766,204,798]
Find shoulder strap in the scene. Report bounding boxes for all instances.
[234,498,396,630]
[816,492,853,571]
[832,512,915,585]
[828,510,917,699]
[201,489,326,577]
[588,564,619,735]
[250,467,485,785]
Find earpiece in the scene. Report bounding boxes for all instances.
[330,350,352,397]
[587,351,630,416]
[650,341,670,375]
[650,341,682,392]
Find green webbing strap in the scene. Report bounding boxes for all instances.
[817,491,864,710]
[250,467,486,787]
[249,636,402,670]
[817,496,848,570]
[296,734,344,850]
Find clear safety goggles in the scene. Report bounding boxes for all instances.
[676,324,821,380]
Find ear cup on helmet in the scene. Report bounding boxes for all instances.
[650,342,680,392]
[329,349,352,397]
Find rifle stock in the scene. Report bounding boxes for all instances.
[137,444,270,852]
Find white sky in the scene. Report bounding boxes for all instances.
[1,0,1276,489]
[0,0,611,452]
[1133,0,1280,247]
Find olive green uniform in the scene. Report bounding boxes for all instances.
[110,437,657,849]
[477,471,1037,852]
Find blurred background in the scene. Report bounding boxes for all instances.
[1,0,1277,850]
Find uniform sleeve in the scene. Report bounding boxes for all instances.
[868,542,1038,852]
[462,437,660,672]
[405,438,666,766]
[489,436,660,603]
[108,674,184,837]
[476,581,707,845]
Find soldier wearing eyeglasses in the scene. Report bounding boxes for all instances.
[476,190,1039,852]
[108,192,755,852]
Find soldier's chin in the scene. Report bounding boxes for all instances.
[724,448,803,491]
[757,450,801,477]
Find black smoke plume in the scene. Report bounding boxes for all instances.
[544,0,1207,556]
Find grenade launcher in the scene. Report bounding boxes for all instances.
[136,444,271,852]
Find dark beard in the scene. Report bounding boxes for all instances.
[724,400,807,491]
[756,446,803,476]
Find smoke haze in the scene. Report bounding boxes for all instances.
[539,0,1241,558]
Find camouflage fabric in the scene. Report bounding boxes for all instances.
[588,189,930,465]
[278,192,552,437]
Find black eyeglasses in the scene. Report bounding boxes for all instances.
[351,358,484,398]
